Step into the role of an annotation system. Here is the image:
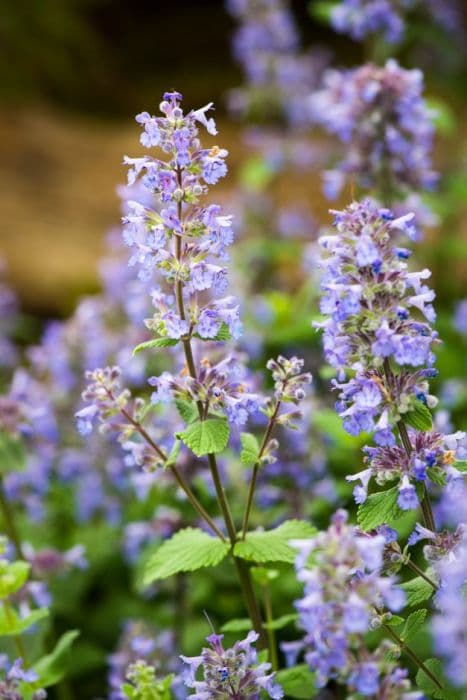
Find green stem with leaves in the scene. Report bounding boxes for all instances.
[381,620,443,690]
[0,476,24,560]
[242,399,281,539]
[173,175,267,646]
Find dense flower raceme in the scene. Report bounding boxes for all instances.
[314,200,466,509]
[330,0,463,43]
[310,60,437,201]
[227,0,328,129]
[289,510,414,695]
[181,631,283,699]
[431,484,467,688]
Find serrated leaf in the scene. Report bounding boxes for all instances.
[234,520,316,564]
[401,576,434,607]
[401,609,427,643]
[263,613,298,631]
[220,618,252,633]
[34,630,80,687]
[178,417,230,457]
[240,433,260,466]
[175,399,198,424]
[357,485,405,531]
[454,460,467,472]
[403,401,433,431]
[386,615,405,627]
[276,664,317,699]
[0,432,26,473]
[143,528,230,584]
[416,659,457,699]
[133,337,179,355]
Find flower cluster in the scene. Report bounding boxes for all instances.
[0,659,46,700]
[149,354,263,426]
[310,60,437,200]
[432,507,467,688]
[227,0,326,128]
[331,0,406,43]
[181,631,283,699]
[290,510,405,691]
[315,200,438,442]
[349,429,465,509]
[122,91,240,344]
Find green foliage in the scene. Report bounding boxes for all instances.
[143,528,230,585]
[357,485,405,531]
[401,576,434,607]
[403,401,433,431]
[234,520,316,564]
[0,560,30,598]
[133,338,179,355]
[427,467,447,485]
[239,156,275,190]
[177,417,230,457]
[263,613,298,631]
[164,439,181,468]
[454,460,467,472]
[220,617,252,633]
[0,605,48,635]
[276,664,317,699]
[122,662,173,700]
[240,432,260,466]
[33,630,80,687]
[400,609,427,643]
[175,398,198,424]
[416,659,458,699]
[0,431,26,473]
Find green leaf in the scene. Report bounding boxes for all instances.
[427,467,447,486]
[403,401,432,431]
[416,659,458,699]
[220,618,252,633]
[401,609,427,644]
[240,432,260,466]
[143,528,230,585]
[133,338,179,355]
[34,630,80,687]
[175,399,198,424]
[386,615,405,627]
[357,485,405,531]
[454,460,467,472]
[0,606,49,635]
[276,664,317,699]
[0,432,26,473]
[164,440,181,468]
[401,576,434,607]
[239,156,274,190]
[0,561,30,598]
[234,520,316,564]
[263,613,299,631]
[308,1,338,24]
[178,417,230,457]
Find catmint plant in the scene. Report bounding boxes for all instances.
[77,91,313,663]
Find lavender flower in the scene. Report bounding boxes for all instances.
[290,509,405,691]
[181,631,283,699]
[310,60,437,201]
[331,0,406,43]
[315,200,438,436]
[0,659,46,700]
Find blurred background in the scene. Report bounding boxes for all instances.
[0,0,331,316]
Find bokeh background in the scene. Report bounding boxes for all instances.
[2,3,467,698]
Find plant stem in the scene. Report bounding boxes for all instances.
[397,420,436,532]
[119,406,225,541]
[262,583,278,671]
[382,359,436,532]
[173,179,267,646]
[3,600,28,666]
[397,551,438,590]
[382,621,443,690]
[0,476,24,560]
[241,400,281,539]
